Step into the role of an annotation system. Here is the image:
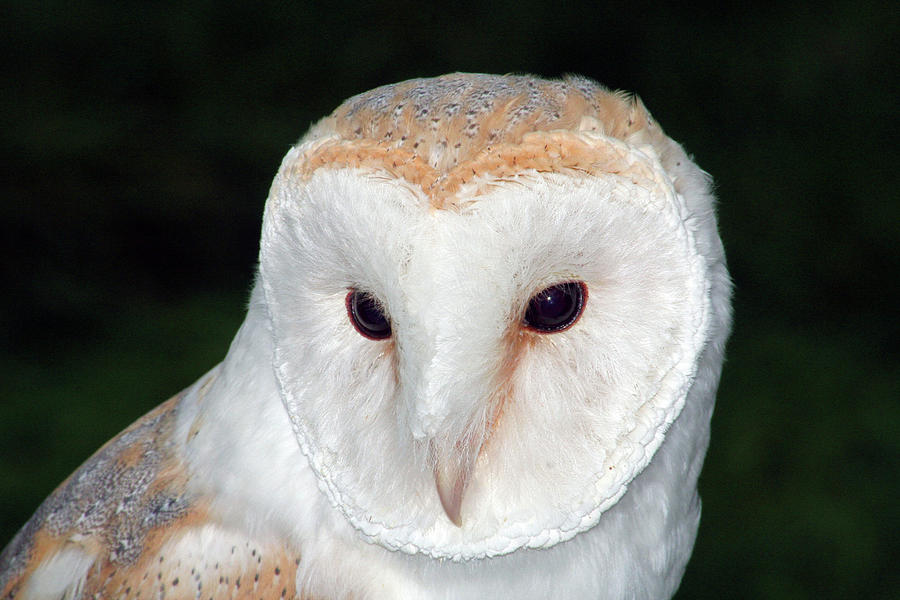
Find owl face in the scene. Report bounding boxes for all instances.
[258,74,722,560]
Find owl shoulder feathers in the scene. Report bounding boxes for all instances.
[0,381,302,599]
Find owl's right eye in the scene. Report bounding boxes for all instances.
[346,290,392,340]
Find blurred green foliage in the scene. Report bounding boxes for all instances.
[1,1,897,597]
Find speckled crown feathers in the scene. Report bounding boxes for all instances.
[290,73,666,205]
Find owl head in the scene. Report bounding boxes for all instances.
[257,73,731,560]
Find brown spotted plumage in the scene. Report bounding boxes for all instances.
[0,392,301,599]
[288,73,669,207]
[326,73,653,171]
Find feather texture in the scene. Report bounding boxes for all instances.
[2,73,731,599]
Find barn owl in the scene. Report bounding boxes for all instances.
[1,73,731,599]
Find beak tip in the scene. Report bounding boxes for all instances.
[431,438,479,529]
[440,497,464,527]
[434,462,468,528]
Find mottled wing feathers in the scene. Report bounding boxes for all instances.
[0,395,189,596]
[0,395,302,599]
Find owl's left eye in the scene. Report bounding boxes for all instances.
[523,281,587,333]
[346,290,392,340]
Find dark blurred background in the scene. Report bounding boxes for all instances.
[1,1,897,597]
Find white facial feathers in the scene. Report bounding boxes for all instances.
[257,73,729,561]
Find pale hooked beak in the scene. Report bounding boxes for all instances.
[424,387,510,527]
[408,328,513,528]
[430,438,480,527]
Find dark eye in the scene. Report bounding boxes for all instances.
[523,281,587,333]
[346,290,392,340]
